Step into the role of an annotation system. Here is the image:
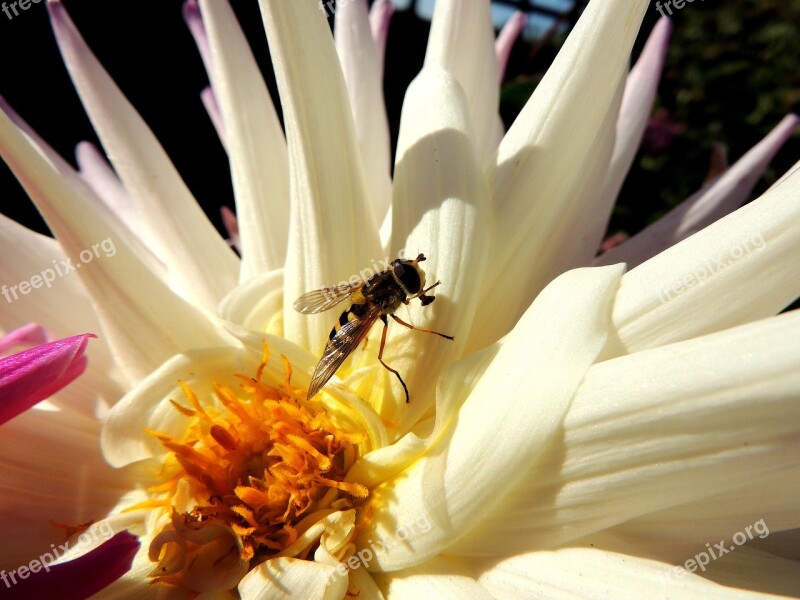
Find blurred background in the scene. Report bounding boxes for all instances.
[0,0,798,247]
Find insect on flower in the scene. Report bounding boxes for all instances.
[294,253,454,402]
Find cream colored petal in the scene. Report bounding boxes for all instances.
[346,342,499,490]
[374,555,494,599]
[597,114,800,269]
[469,0,649,350]
[385,66,490,428]
[0,406,131,569]
[476,548,774,599]
[348,567,386,600]
[451,311,800,556]
[101,346,256,467]
[237,557,347,600]
[217,268,284,335]
[609,467,800,561]
[257,0,381,353]
[48,1,239,311]
[198,0,290,279]
[589,18,672,257]
[575,531,800,598]
[2,100,166,282]
[694,547,800,598]
[359,265,624,572]
[0,213,121,400]
[425,0,499,167]
[335,0,393,221]
[602,166,800,359]
[0,106,229,384]
[74,142,140,237]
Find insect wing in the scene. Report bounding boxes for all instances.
[293,282,362,314]
[307,305,381,399]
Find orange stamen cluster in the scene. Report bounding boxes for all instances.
[147,348,369,564]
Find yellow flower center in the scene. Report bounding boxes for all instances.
[141,346,369,591]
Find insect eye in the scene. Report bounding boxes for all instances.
[394,262,421,295]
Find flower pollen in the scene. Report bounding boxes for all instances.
[144,346,369,590]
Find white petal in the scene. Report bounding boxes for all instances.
[0,105,229,384]
[476,548,769,599]
[611,469,800,561]
[101,346,257,467]
[336,0,393,221]
[257,0,382,352]
[603,165,800,358]
[198,0,290,279]
[2,100,166,283]
[217,268,284,335]
[346,341,499,490]
[74,142,139,236]
[48,1,239,311]
[373,555,494,599]
[387,67,491,427]
[597,114,800,269]
[425,0,499,166]
[0,213,120,399]
[469,0,649,349]
[452,311,800,555]
[358,265,624,572]
[237,557,347,600]
[0,406,130,567]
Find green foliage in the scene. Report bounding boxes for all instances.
[500,0,800,237]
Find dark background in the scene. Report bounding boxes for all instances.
[0,0,798,242]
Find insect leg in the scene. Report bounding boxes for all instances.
[377,315,411,403]
[390,314,454,340]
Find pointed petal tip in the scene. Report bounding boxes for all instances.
[182,0,201,24]
[0,333,95,425]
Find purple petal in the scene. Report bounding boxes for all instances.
[0,324,49,356]
[0,334,94,425]
[597,113,800,268]
[1,531,140,600]
[495,12,527,83]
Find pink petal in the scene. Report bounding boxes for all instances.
[201,85,227,149]
[220,205,240,252]
[369,0,394,69]
[1,531,139,600]
[0,334,93,425]
[183,0,214,80]
[597,113,800,268]
[0,324,49,356]
[495,11,527,83]
[74,142,135,226]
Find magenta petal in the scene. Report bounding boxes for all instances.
[0,324,49,356]
[1,531,140,600]
[0,334,94,425]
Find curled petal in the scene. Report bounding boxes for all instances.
[0,323,48,355]
[0,334,92,425]
[2,531,140,600]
